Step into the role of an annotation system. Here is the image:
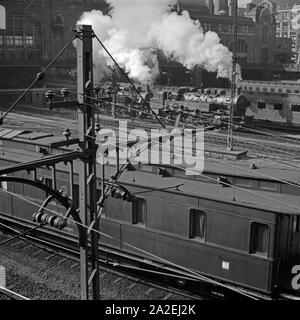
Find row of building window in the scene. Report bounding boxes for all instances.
[257,101,283,110]
[277,12,292,21]
[202,23,250,34]
[256,101,300,112]
[0,35,34,47]
[244,86,300,94]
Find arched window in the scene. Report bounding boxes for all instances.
[263,25,268,43]
[0,5,6,30]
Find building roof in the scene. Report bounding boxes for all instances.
[114,167,300,216]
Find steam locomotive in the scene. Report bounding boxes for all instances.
[96,85,249,128]
[151,87,248,127]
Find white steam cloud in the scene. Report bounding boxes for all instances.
[77,0,233,83]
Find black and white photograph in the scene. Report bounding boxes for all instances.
[0,0,299,309]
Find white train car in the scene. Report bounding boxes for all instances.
[238,80,300,128]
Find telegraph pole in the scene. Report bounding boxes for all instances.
[227,0,238,151]
[76,25,100,300]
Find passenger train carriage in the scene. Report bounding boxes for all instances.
[0,128,299,299]
[238,80,300,129]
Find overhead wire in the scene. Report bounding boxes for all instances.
[5,96,300,191]
[4,105,298,300]
[0,35,78,125]
[66,89,300,162]
[0,28,291,300]
[93,33,165,128]
[0,186,260,300]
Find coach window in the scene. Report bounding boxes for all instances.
[293,216,300,234]
[44,177,53,197]
[133,198,147,226]
[250,222,269,257]
[190,209,206,240]
[257,100,266,109]
[274,102,283,110]
[292,104,300,112]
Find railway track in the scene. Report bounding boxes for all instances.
[0,285,30,300]
[0,218,206,301]
[3,103,300,138]
[0,215,268,301]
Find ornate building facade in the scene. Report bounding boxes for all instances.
[0,0,295,89]
[0,0,108,88]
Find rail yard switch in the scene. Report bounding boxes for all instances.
[0,265,6,287]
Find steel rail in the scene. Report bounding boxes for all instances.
[0,222,257,301]
[0,286,30,300]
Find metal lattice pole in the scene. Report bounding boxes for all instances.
[227,0,238,151]
[76,25,100,300]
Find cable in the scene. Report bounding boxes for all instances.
[0,187,260,299]
[0,222,45,246]
[68,89,300,162]
[0,138,263,300]
[69,82,300,155]
[5,85,300,198]
[0,34,78,125]
[1,131,293,299]
[4,100,300,191]
[5,105,300,188]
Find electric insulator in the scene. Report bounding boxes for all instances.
[32,211,43,223]
[32,212,67,229]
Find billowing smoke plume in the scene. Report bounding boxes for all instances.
[78,0,233,83]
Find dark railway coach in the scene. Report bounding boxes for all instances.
[0,130,299,299]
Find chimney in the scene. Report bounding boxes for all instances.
[229,0,234,16]
[214,0,229,16]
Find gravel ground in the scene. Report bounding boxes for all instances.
[0,234,187,300]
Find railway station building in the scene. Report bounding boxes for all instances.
[0,0,296,90]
